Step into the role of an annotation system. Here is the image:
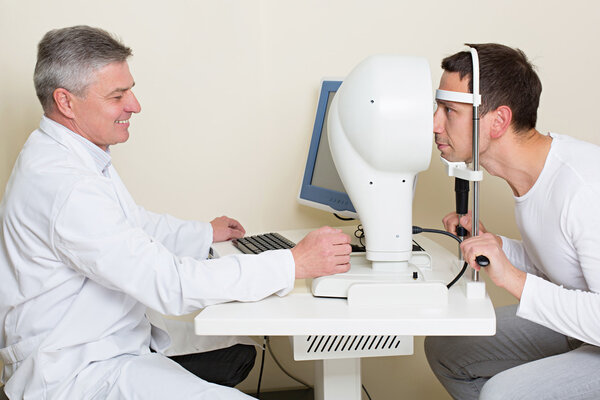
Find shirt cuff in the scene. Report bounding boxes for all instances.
[274,249,295,297]
[516,273,539,320]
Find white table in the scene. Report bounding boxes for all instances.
[194,229,496,399]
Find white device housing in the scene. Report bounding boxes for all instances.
[328,55,433,267]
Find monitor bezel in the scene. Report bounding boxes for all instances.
[298,80,358,218]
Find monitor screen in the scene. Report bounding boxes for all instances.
[298,80,358,218]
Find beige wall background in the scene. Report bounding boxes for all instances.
[1,0,599,398]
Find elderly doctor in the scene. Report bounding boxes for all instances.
[0,26,351,399]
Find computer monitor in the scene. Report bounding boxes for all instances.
[298,80,358,219]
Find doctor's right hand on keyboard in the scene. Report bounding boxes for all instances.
[291,226,351,279]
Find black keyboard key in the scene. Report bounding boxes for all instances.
[232,233,296,254]
[242,241,261,254]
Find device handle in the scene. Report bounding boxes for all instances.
[455,178,469,215]
[475,255,489,267]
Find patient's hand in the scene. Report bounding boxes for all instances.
[443,210,488,237]
[442,211,502,246]
[291,226,351,279]
[461,233,525,299]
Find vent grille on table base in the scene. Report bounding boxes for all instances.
[292,335,413,360]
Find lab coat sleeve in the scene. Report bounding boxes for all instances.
[135,206,213,260]
[52,178,295,316]
[517,184,600,346]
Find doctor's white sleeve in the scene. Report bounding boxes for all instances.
[517,184,600,347]
[134,206,213,260]
[52,178,295,316]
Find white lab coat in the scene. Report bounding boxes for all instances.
[0,117,295,399]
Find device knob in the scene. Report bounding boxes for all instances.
[475,255,490,267]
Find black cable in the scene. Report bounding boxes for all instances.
[412,239,425,252]
[354,224,467,288]
[446,262,469,289]
[256,336,267,399]
[412,226,468,289]
[334,213,355,221]
[354,224,365,247]
[255,226,466,399]
[362,384,373,400]
[412,226,461,243]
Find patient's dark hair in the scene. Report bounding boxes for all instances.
[442,43,542,132]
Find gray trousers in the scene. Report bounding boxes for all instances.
[424,305,600,400]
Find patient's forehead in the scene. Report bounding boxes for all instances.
[439,71,470,93]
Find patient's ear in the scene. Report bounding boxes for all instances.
[52,88,76,119]
[489,105,512,139]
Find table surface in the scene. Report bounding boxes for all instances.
[194,228,496,337]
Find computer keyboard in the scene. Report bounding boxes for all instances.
[232,233,423,255]
[232,233,296,254]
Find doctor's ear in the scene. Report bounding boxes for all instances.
[488,105,512,139]
[52,88,76,119]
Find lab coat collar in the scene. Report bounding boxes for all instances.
[40,115,112,176]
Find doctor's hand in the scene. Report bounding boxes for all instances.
[210,216,246,242]
[461,233,526,299]
[443,210,494,239]
[291,226,351,279]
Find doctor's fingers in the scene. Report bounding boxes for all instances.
[329,232,352,246]
[320,242,351,273]
[292,248,349,278]
[321,254,351,274]
[309,226,349,242]
[211,215,245,230]
[333,243,352,256]
[311,228,351,246]
[320,235,352,259]
[225,216,246,234]
[210,216,246,241]
[227,226,245,240]
[334,254,351,266]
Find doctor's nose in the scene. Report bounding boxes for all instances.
[126,91,142,114]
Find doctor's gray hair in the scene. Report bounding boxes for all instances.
[34,25,132,112]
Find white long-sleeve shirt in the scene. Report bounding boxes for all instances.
[500,133,600,346]
[0,116,295,399]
